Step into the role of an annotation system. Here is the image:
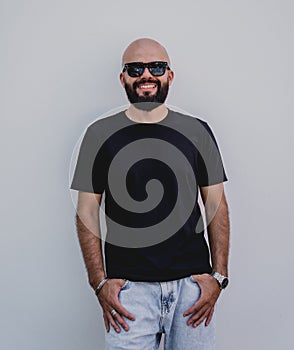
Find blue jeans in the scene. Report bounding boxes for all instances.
[104,275,216,349]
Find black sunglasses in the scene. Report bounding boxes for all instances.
[122,61,170,77]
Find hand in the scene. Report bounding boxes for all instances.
[97,278,136,333]
[183,273,221,328]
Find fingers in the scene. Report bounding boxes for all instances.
[183,291,215,328]
[112,311,130,332]
[183,278,219,318]
[205,306,214,327]
[185,305,214,328]
[103,312,110,333]
[99,282,136,333]
[105,311,121,333]
[186,304,208,326]
[109,301,136,332]
[183,295,206,317]
[191,308,211,328]
[115,302,136,321]
[105,306,134,333]
[104,299,136,333]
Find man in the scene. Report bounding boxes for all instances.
[70,38,230,349]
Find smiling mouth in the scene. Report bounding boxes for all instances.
[137,83,157,90]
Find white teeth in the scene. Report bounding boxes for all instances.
[139,84,156,89]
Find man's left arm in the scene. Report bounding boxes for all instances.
[183,182,230,327]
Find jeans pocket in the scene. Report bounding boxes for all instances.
[189,274,199,287]
[120,279,130,291]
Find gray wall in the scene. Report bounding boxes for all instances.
[1,0,293,349]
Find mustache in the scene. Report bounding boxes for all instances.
[133,79,160,89]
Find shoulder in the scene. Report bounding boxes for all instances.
[81,111,128,144]
[87,111,124,132]
[168,108,206,123]
[168,108,215,138]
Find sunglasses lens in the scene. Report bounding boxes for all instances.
[127,65,144,77]
[149,63,166,76]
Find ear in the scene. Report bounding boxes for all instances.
[168,70,174,85]
[119,72,125,87]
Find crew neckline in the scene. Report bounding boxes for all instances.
[123,108,170,125]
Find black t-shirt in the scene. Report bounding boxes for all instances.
[70,109,228,281]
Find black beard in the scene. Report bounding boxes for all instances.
[124,78,169,111]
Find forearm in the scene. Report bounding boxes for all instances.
[75,213,106,290]
[205,194,230,276]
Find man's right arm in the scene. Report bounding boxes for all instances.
[75,191,136,333]
[75,191,106,291]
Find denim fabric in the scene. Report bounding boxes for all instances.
[104,276,216,349]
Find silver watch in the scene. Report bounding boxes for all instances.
[211,271,229,290]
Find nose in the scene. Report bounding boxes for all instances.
[140,67,153,79]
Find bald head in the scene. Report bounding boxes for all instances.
[122,38,171,66]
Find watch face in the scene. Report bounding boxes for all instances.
[221,278,229,289]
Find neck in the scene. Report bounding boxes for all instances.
[125,104,168,123]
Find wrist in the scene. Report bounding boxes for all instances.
[94,277,109,296]
[211,266,228,277]
[211,270,229,290]
[90,274,107,291]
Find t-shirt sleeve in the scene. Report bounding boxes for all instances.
[70,126,106,194]
[196,121,228,187]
